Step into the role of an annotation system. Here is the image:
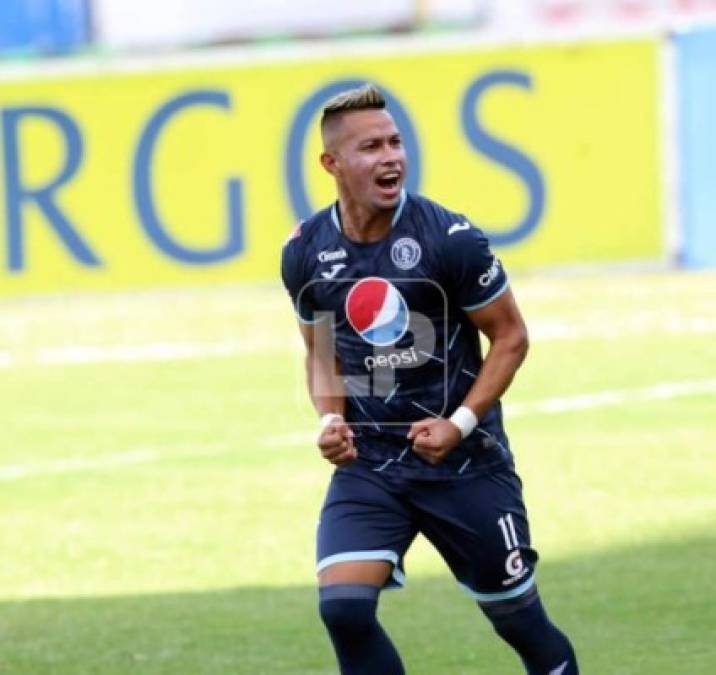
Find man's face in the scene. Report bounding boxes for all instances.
[322,109,407,211]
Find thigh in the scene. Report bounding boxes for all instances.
[408,470,539,601]
[317,465,417,590]
[318,560,393,587]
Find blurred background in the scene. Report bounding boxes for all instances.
[3,1,716,55]
[1,0,716,294]
[0,2,715,674]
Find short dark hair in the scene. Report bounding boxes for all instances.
[320,84,386,130]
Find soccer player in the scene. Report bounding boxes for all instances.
[281,84,578,674]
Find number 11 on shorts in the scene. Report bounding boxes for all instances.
[498,513,519,551]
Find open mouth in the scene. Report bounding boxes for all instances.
[375,172,401,193]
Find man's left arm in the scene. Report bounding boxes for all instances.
[408,288,529,463]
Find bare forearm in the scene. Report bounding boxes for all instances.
[305,352,345,417]
[461,335,528,418]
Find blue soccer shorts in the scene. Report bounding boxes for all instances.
[316,461,539,602]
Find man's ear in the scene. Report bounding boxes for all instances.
[320,151,339,177]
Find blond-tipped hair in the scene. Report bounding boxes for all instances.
[321,84,386,129]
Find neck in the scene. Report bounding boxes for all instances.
[337,191,396,243]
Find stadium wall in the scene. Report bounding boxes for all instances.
[0,35,669,296]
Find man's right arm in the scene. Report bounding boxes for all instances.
[298,321,356,467]
[282,236,355,466]
[298,320,345,419]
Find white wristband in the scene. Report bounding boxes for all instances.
[449,406,478,439]
[320,413,344,430]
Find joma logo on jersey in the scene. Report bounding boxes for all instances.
[318,248,347,263]
[321,263,346,280]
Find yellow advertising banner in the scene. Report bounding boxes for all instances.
[0,38,662,295]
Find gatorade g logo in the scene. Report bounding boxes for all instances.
[345,277,410,347]
[506,550,524,577]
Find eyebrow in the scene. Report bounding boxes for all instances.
[358,132,401,146]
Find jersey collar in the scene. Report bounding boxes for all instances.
[331,189,407,232]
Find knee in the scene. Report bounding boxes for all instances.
[479,582,539,623]
[319,598,373,634]
[479,584,553,646]
[318,584,380,636]
[479,586,578,670]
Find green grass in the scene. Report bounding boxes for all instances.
[0,270,714,673]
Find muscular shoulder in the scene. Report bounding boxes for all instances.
[282,206,332,260]
[280,205,334,301]
[407,193,479,241]
[408,193,506,310]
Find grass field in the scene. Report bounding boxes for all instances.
[0,269,714,674]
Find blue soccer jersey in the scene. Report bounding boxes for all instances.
[281,191,514,479]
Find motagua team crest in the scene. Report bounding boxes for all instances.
[390,237,421,270]
[345,278,410,347]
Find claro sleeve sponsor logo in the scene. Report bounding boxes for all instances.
[478,258,502,287]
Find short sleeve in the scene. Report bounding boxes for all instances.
[280,239,320,324]
[443,221,509,311]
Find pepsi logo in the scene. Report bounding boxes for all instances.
[345,278,410,347]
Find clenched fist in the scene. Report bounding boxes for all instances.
[317,415,356,466]
[407,417,462,465]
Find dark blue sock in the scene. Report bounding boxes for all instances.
[319,584,405,675]
[479,587,578,674]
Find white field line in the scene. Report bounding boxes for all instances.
[0,313,714,369]
[0,444,231,481]
[264,380,716,449]
[0,450,159,481]
[505,380,716,416]
[38,341,243,365]
[527,317,716,340]
[0,339,297,368]
[1,380,713,481]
